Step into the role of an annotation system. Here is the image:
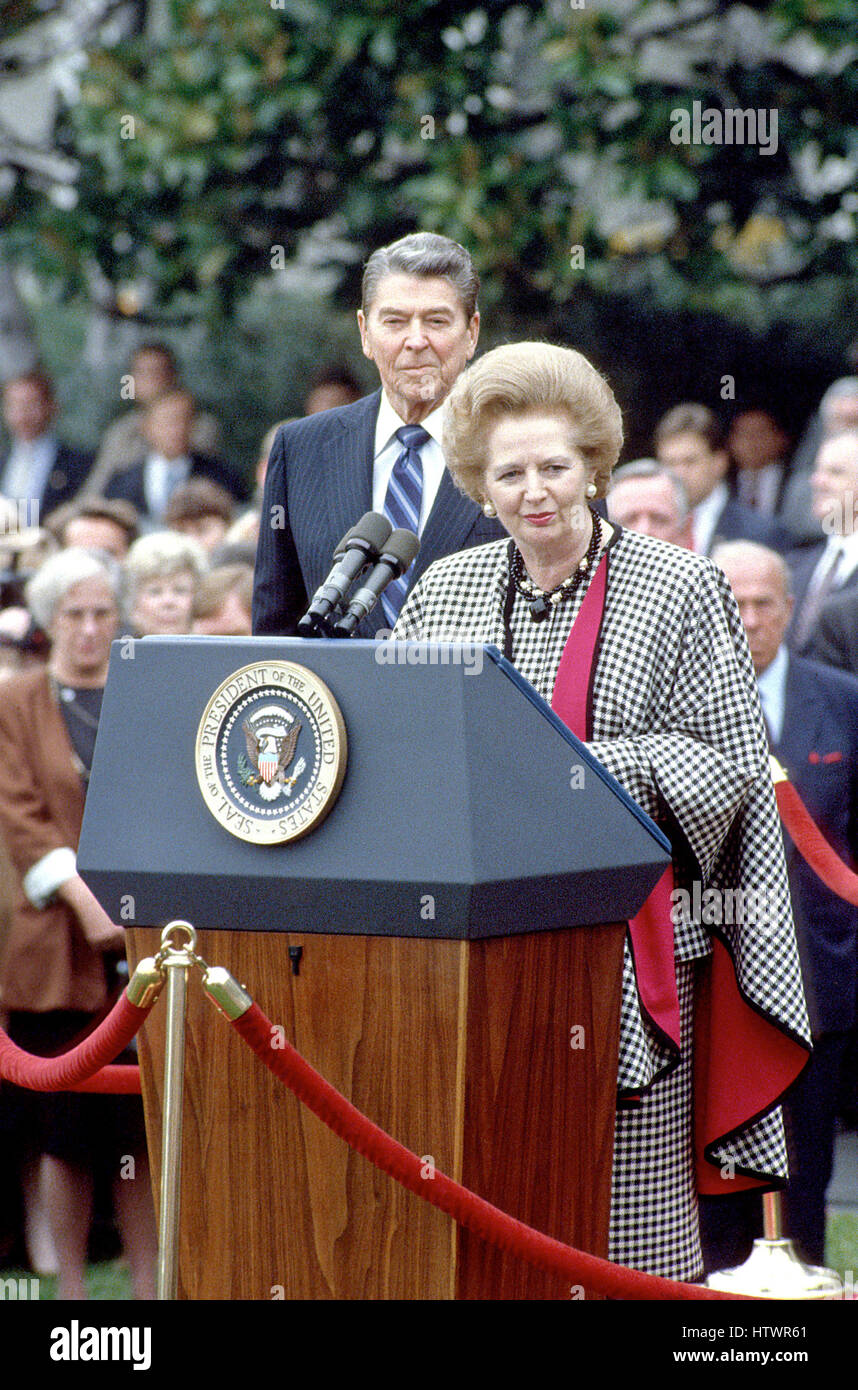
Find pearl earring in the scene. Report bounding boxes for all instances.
[483,501,497,517]
[586,483,597,499]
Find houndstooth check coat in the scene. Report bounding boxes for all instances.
[394,525,812,1280]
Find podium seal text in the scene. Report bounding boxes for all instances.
[195,661,347,844]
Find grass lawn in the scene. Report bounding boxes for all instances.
[2,1258,132,1300]
[826,1211,858,1290]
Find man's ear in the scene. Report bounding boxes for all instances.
[467,310,480,357]
[356,309,373,361]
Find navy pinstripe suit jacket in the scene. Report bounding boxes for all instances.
[251,390,503,637]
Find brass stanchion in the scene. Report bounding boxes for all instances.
[706,1191,843,1298]
[155,921,199,1302]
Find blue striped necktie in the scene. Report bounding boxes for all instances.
[381,424,429,625]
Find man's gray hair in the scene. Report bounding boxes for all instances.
[610,458,690,521]
[26,547,119,631]
[820,377,858,416]
[361,232,479,319]
[817,427,858,457]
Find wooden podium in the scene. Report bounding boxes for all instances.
[79,637,670,1300]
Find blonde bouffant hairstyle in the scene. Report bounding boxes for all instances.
[442,342,624,503]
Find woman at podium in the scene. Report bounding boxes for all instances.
[394,342,812,1281]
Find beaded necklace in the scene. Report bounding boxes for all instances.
[510,507,603,621]
[501,507,606,665]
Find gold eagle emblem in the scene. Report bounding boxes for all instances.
[242,714,304,802]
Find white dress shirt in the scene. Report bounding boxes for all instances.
[737,463,784,516]
[371,393,447,533]
[1,433,58,503]
[692,480,729,555]
[143,452,192,519]
[756,643,789,746]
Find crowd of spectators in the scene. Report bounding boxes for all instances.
[0,338,856,1291]
[0,346,361,1294]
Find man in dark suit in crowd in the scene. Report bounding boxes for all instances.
[654,402,789,557]
[104,388,242,527]
[787,431,858,653]
[0,370,92,521]
[808,586,858,674]
[84,341,224,497]
[727,408,791,516]
[709,540,858,1270]
[252,232,504,636]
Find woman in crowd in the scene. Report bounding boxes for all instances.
[394,342,812,1280]
[123,530,206,637]
[0,549,155,1298]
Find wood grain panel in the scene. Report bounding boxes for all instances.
[456,923,625,1300]
[127,922,623,1300]
[127,928,464,1299]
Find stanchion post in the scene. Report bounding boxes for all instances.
[706,1189,843,1298]
[762,1191,782,1240]
[155,921,199,1302]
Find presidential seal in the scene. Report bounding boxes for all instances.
[195,662,347,844]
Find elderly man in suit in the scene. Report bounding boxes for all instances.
[606,459,693,547]
[252,232,503,636]
[713,540,858,1268]
[654,402,789,557]
[1,370,92,521]
[788,430,858,653]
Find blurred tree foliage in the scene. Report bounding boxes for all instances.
[2,0,857,332]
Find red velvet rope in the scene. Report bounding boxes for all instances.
[65,1064,142,1094]
[0,994,150,1091]
[231,1000,750,1302]
[775,779,858,906]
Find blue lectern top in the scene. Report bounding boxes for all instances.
[77,636,670,937]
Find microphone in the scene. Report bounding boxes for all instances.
[332,529,420,636]
[297,512,392,636]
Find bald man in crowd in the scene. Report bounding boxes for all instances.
[710,540,858,1270]
[607,459,693,546]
